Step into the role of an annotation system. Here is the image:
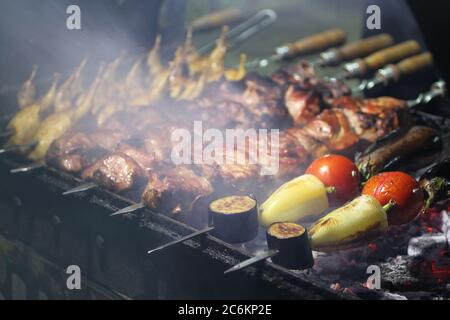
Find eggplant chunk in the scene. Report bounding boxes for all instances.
[267,222,314,269]
[357,126,442,180]
[209,195,258,243]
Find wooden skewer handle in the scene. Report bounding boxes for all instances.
[397,52,433,77]
[285,28,347,57]
[339,34,394,60]
[364,40,421,70]
[190,8,242,32]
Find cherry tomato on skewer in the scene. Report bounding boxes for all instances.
[306,154,361,206]
[362,171,424,226]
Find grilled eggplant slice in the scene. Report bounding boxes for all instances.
[209,195,258,243]
[266,222,314,270]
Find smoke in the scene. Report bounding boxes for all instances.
[0,0,168,104]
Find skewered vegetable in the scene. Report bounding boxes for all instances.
[209,195,258,243]
[309,195,391,252]
[362,172,424,226]
[266,222,313,269]
[306,154,360,206]
[419,158,450,209]
[259,174,329,227]
[356,126,442,180]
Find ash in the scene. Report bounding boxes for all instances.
[306,210,450,299]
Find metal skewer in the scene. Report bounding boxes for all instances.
[0,140,38,155]
[110,202,146,216]
[407,80,447,108]
[224,250,279,274]
[62,182,98,196]
[197,9,277,55]
[0,128,15,139]
[10,163,44,173]
[147,226,215,255]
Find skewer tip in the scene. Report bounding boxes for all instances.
[10,163,44,174]
[110,202,145,217]
[223,267,237,274]
[62,182,97,196]
[147,248,160,255]
[147,226,215,255]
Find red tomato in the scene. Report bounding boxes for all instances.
[362,172,424,226]
[306,154,361,205]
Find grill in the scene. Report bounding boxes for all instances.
[0,153,349,300]
[0,107,449,300]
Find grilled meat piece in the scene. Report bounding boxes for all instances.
[239,75,288,127]
[46,126,132,173]
[282,64,351,126]
[331,96,406,117]
[286,128,329,158]
[46,132,102,173]
[198,74,289,128]
[140,123,185,166]
[272,61,350,96]
[82,152,148,193]
[286,62,351,98]
[79,137,171,194]
[214,159,260,191]
[90,129,131,152]
[272,61,318,87]
[256,130,311,180]
[116,144,160,173]
[313,109,360,152]
[331,96,406,143]
[200,100,255,129]
[142,166,213,215]
[52,154,85,173]
[284,86,322,126]
[46,116,172,175]
[46,132,94,159]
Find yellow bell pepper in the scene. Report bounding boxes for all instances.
[259,174,329,227]
[309,195,390,252]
